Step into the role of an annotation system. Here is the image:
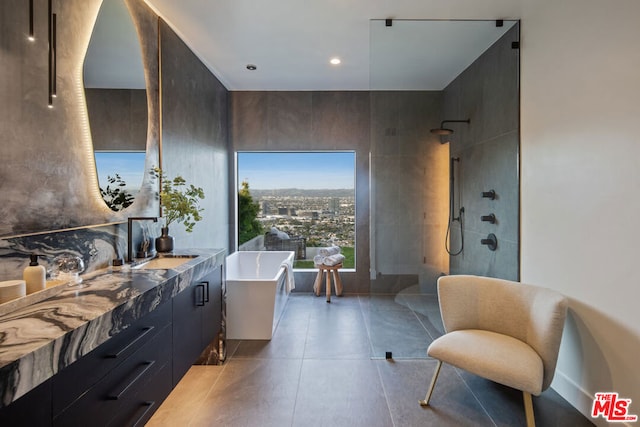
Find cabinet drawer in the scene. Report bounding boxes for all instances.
[0,377,52,427]
[52,302,171,415]
[53,324,172,427]
[106,362,172,427]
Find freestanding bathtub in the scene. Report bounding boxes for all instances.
[225,251,295,340]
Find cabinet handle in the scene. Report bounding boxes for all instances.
[131,401,156,427]
[107,361,156,400]
[202,281,210,303]
[105,327,155,359]
[196,283,205,306]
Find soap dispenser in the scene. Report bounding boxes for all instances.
[23,254,46,294]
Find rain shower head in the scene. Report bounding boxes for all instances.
[430,119,470,136]
[431,127,454,136]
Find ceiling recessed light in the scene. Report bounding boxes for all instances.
[330,57,341,65]
[246,64,257,70]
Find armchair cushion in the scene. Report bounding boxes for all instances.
[428,329,544,395]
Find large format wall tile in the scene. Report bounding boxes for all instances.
[447,24,520,281]
[159,20,229,250]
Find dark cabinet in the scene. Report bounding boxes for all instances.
[172,278,202,384]
[0,301,174,427]
[0,262,223,426]
[201,267,223,348]
[51,302,172,416]
[0,377,52,427]
[53,326,172,426]
[52,302,172,427]
[172,266,222,385]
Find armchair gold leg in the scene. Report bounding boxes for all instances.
[523,391,536,427]
[419,360,442,406]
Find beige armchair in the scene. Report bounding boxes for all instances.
[420,275,568,427]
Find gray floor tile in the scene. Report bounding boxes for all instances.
[304,330,371,360]
[232,329,307,359]
[154,290,592,427]
[308,296,365,312]
[533,387,596,427]
[190,358,301,427]
[377,360,495,426]
[413,310,446,339]
[360,294,414,312]
[458,370,532,426]
[458,369,594,427]
[397,293,440,313]
[308,306,368,336]
[277,306,312,330]
[292,359,393,427]
[367,308,432,359]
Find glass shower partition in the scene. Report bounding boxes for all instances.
[366,19,520,359]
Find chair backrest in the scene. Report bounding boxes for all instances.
[437,275,568,391]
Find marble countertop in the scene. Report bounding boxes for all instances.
[0,248,225,408]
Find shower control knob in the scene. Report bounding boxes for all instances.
[482,190,496,199]
[481,214,496,223]
[481,234,498,251]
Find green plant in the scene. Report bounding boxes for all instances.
[152,168,205,232]
[100,174,135,212]
[238,180,263,244]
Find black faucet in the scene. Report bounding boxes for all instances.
[127,217,158,263]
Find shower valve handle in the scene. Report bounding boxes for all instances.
[481,214,496,223]
[482,190,496,199]
[481,234,498,251]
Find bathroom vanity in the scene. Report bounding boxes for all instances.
[0,248,225,426]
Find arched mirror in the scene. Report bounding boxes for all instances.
[84,0,148,212]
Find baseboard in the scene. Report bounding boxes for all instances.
[552,370,636,427]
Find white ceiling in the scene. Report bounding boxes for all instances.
[370,20,515,90]
[137,0,518,91]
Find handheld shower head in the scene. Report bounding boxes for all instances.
[430,119,470,136]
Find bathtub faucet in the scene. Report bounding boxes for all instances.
[127,217,158,263]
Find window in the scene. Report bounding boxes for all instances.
[237,152,356,269]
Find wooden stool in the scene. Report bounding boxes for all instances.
[313,263,343,302]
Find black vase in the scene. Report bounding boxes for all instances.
[155,227,174,253]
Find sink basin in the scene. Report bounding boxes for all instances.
[133,255,198,270]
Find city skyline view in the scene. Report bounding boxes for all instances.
[237,152,356,268]
[237,152,355,190]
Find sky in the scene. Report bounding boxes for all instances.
[237,152,355,190]
[94,151,146,191]
[94,151,355,191]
